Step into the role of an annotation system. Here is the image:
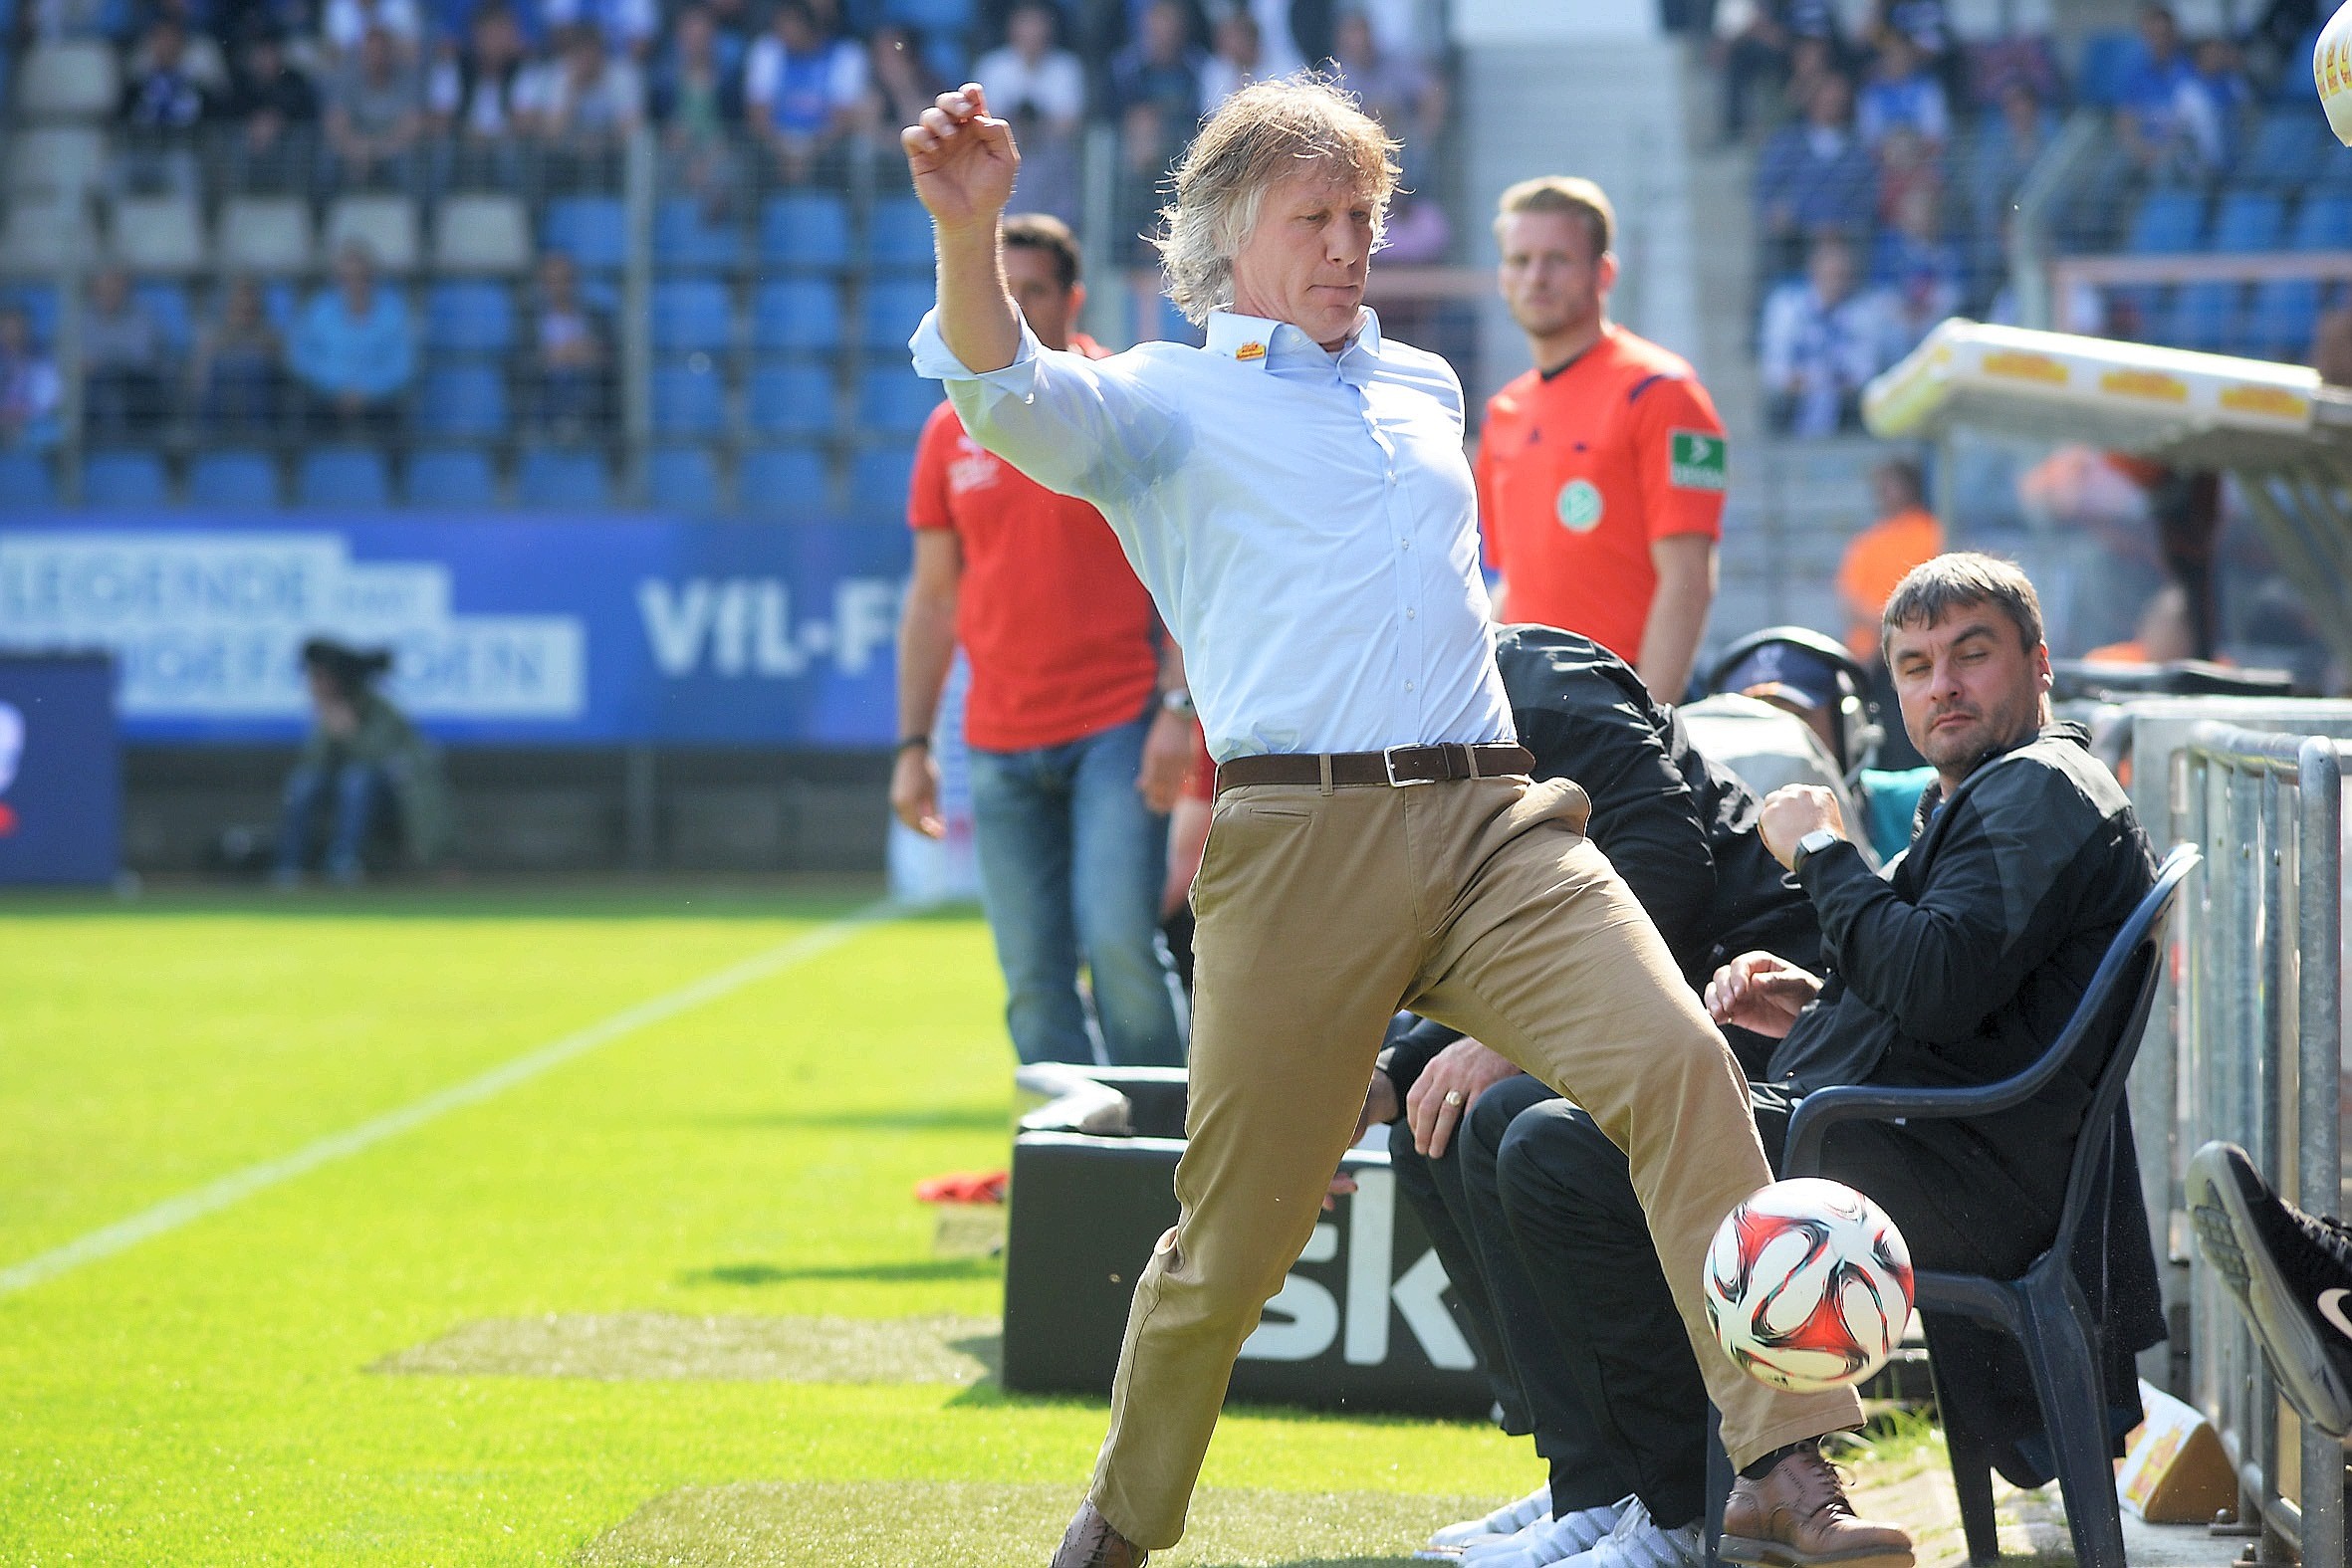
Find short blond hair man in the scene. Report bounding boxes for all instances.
[902,77,1914,1568]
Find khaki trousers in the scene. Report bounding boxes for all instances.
[1088,774,1861,1549]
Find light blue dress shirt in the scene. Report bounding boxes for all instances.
[910,306,1516,764]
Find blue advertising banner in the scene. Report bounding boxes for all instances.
[0,653,120,885]
[0,514,911,747]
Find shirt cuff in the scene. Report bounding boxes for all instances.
[910,308,1043,393]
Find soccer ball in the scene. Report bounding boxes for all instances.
[1703,1178,1915,1393]
[2320,1,2352,147]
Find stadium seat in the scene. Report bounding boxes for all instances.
[2210,191,2284,254]
[651,362,727,436]
[2249,279,2323,358]
[131,280,193,354]
[855,363,939,434]
[543,196,628,272]
[431,193,533,274]
[2240,110,2327,191]
[188,450,279,508]
[759,191,850,270]
[738,446,830,517]
[2164,283,2239,352]
[0,193,96,271]
[81,448,168,508]
[6,124,106,198]
[424,280,515,354]
[648,446,722,512]
[747,361,837,437]
[323,194,420,272]
[415,364,509,439]
[517,445,610,508]
[2073,30,2141,109]
[850,443,917,516]
[0,281,57,341]
[651,278,734,354]
[2292,192,2352,250]
[15,41,118,120]
[299,448,392,508]
[858,278,936,352]
[751,278,841,352]
[406,448,499,508]
[865,198,934,272]
[653,198,744,272]
[0,448,52,505]
[215,196,315,273]
[108,194,206,274]
[882,0,971,31]
[2124,187,2206,253]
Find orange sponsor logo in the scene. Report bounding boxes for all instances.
[2220,383,2310,420]
[1982,349,2068,384]
[1235,340,1267,361]
[2099,368,2189,402]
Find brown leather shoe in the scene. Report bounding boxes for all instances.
[1050,1500,1148,1568]
[1720,1447,1914,1568]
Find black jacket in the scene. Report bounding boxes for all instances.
[1384,625,1818,1091]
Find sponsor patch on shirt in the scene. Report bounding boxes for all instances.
[1668,429,1728,491]
[1234,340,1267,361]
[1555,477,1604,533]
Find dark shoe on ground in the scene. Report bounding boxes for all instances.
[2187,1139,2352,1438]
[1051,1499,1148,1568]
[1719,1448,1913,1568]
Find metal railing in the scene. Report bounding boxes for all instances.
[2173,720,2347,1568]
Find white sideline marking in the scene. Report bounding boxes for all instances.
[0,901,900,1298]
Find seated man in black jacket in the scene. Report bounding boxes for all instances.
[1362,623,1825,1565]
[1479,554,2161,1568]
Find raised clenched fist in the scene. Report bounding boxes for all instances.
[901,83,1019,233]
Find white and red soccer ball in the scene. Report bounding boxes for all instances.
[1703,1178,1915,1393]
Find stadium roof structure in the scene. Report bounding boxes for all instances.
[1864,319,2352,673]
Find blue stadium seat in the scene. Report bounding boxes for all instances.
[415,364,509,439]
[882,0,971,30]
[2250,279,2324,358]
[2241,109,2327,190]
[747,361,837,437]
[648,446,722,512]
[859,278,936,352]
[760,191,851,270]
[517,446,610,508]
[751,278,842,353]
[424,280,515,354]
[739,447,830,516]
[2125,187,2206,253]
[187,449,278,507]
[653,198,744,272]
[855,362,939,434]
[2210,191,2284,253]
[0,281,58,343]
[0,449,52,505]
[651,362,727,436]
[131,281,193,355]
[2292,193,2352,250]
[865,199,934,272]
[81,448,168,508]
[260,280,299,333]
[406,448,499,508]
[542,196,628,272]
[651,278,734,354]
[299,447,391,508]
[2074,30,2142,109]
[851,443,917,515]
[2164,283,2239,352]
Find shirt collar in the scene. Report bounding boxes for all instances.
[1205,307,1382,373]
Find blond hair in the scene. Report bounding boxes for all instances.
[1153,73,1400,326]
[1493,175,1616,260]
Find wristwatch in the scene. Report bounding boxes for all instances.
[1160,688,1197,720]
[1790,827,1843,877]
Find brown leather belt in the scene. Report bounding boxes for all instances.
[1214,742,1534,796]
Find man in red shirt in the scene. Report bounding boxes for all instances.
[1478,177,1728,704]
[891,212,1191,1066]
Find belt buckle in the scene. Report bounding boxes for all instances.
[1382,745,1432,786]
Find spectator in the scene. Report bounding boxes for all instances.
[1196,9,1263,112]
[863,24,940,150]
[528,250,606,439]
[325,25,426,191]
[744,0,867,182]
[425,5,533,189]
[1329,8,1444,178]
[222,29,320,192]
[2175,37,2250,172]
[117,17,214,196]
[1875,182,1962,346]
[273,639,451,888]
[0,311,63,450]
[1761,233,1906,436]
[1711,0,1844,143]
[1871,0,1950,63]
[323,0,420,57]
[540,0,656,61]
[81,268,169,441]
[1854,30,1946,150]
[1239,0,1310,78]
[1754,73,1878,274]
[2115,3,2199,175]
[1965,81,2054,274]
[190,275,286,439]
[1837,458,1943,660]
[290,239,414,442]
[526,25,644,182]
[2313,304,2352,385]
[1109,0,1204,258]
[976,2,1084,221]
[652,6,743,206]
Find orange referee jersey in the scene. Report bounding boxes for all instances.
[1475,326,1728,664]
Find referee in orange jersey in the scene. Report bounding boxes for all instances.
[1478,177,1728,704]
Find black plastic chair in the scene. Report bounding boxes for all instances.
[1763,843,2199,1568]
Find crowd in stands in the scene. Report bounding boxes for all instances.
[1729,0,2338,436]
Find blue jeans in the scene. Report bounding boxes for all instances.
[966,712,1185,1067]
[276,761,390,882]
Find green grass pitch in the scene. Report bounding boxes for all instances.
[0,888,1527,1565]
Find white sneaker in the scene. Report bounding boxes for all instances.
[1560,1499,1704,1568]
[1425,1483,1551,1552]
[1460,1497,1629,1568]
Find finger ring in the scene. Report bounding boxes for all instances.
[1443,1089,1465,1108]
